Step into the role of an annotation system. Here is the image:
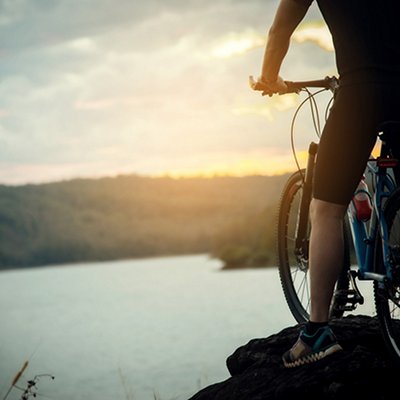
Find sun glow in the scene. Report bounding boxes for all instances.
[157,150,309,178]
[211,29,264,58]
[232,94,300,121]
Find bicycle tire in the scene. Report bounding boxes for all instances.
[277,169,351,323]
[374,187,400,364]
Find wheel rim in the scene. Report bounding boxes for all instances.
[375,190,400,360]
[278,170,350,323]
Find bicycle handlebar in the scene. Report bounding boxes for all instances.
[248,75,339,94]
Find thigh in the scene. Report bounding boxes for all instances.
[313,85,382,205]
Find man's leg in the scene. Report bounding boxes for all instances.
[308,198,347,323]
[283,85,384,366]
[282,198,347,367]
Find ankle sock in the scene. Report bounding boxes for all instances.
[304,321,328,336]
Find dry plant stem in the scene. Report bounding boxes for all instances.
[2,361,29,400]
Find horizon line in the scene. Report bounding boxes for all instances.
[0,169,297,187]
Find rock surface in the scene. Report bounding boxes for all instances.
[188,315,400,400]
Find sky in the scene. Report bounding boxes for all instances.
[0,0,338,185]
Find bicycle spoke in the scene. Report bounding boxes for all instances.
[290,265,302,283]
[390,303,399,318]
[290,264,309,304]
[298,272,309,306]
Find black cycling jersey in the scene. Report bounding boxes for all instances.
[318,0,400,84]
[296,0,400,85]
[292,0,400,205]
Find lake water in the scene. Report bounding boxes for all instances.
[0,255,376,400]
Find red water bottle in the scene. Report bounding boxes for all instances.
[352,176,372,222]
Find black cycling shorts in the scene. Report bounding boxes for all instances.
[313,83,400,205]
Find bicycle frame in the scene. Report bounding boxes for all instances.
[254,75,400,361]
[295,142,318,260]
[347,146,397,283]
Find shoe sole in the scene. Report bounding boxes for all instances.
[283,344,343,368]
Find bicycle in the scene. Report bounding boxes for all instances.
[249,75,400,363]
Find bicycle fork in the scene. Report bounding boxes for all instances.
[295,142,318,263]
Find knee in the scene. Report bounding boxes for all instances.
[310,198,347,224]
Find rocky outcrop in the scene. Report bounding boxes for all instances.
[189,315,400,400]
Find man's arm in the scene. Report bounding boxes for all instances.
[259,0,313,93]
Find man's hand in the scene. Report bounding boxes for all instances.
[258,76,288,96]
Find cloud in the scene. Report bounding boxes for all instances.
[0,0,335,184]
[211,29,265,58]
[292,21,334,52]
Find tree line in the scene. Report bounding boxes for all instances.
[0,173,290,269]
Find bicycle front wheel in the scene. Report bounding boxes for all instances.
[277,169,350,323]
[374,188,400,364]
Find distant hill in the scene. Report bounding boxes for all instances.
[0,173,291,269]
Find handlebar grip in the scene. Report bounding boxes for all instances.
[249,75,338,93]
[249,75,300,93]
[248,76,300,94]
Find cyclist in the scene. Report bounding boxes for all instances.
[256,0,400,367]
